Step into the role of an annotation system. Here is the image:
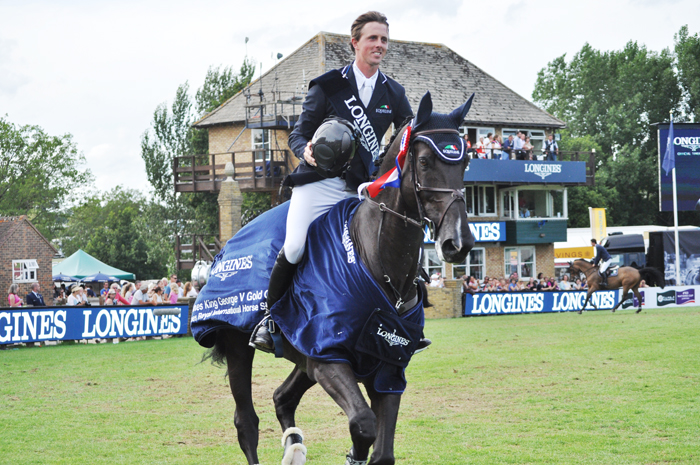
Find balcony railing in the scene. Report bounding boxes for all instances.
[174,149,292,193]
[175,234,221,270]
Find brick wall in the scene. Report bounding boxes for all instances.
[0,218,56,306]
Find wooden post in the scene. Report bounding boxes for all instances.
[217,162,243,243]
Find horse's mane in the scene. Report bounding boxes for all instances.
[372,116,414,179]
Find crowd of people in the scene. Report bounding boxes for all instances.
[464,132,559,161]
[460,272,588,295]
[6,274,199,307]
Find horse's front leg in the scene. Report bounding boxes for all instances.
[273,366,315,465]
[307,361,377,463]
[217,330,260,465]
[365,382,401,465]
[579,289,594,314]
[633,287,644,314]
[611,285,629,313]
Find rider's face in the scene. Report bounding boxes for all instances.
[352,22,388,74]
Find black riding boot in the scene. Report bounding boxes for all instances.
[249,249,298,353]
[599,270,608,288]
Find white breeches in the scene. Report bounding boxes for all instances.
[283,177,355,264]
[599,259,612,274]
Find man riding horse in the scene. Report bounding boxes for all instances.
[250,11,423,354]
[591,238,613,287]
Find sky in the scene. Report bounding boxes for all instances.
[1,0,698,195]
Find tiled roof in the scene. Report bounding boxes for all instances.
[194,32,564,129]
[0,216,57,252]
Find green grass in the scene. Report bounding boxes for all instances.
[1,307,699,464]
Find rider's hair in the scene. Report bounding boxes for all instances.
[591,238,597,244]
[350,11,389,53]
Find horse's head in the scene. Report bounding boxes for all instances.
[377,92,475,263]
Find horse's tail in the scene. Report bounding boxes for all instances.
[200,329,230,368]
[639,267,665,289]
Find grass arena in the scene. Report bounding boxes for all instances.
[2,306,698,464]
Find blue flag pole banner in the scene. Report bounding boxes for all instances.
[0,305,189,345]
[662,119,675,175]
[463,286,700,316]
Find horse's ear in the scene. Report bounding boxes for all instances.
[413,91,433,132]
[448,93,475,127]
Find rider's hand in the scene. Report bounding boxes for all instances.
[303,141,316,166]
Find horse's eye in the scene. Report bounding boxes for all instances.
[419,157,428,166]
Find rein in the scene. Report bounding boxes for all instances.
[362,127,465,309]
[572,262,598,280]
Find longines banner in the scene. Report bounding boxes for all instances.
[463,286,699,316]
[658,123,700,211]
[463,159,587,184]
[0,305,189,345]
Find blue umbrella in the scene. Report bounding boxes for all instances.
[52,273,79,282]
[81,272,120,283]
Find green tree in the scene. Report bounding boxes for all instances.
[675,25,700,122]
[62,187,171,279]
[0,116,91,239]
[533,37,687,226]
[140,58,261,241]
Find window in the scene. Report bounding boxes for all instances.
[478,186,496,215]
[452,248,485,279]
[251,129,271,162]
[464,186,474,215]
[499,188,567,219]
[13,259,39,283]
[504,247,535,279]
[423,248,444,278]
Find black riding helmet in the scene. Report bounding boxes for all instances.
[311,117,359,179]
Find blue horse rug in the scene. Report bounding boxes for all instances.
[191,198,424,393]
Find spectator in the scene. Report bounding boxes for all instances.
[463,135,477,159]
[558,275,572,291]
[79,286,91,306]
[526,277,538,291]
[111,283,130,305]
[479,276,490,292]
[86,286,96,297]
[105,289,116,305]
[176,280,184,298]
[467,276,479,293]
[484,133,493,158]
[7,284,23,307]
[523,136,534,160]
[513,131,526,160]
[502,135,514,160]
[573,278,583,291]
[184,282,198,298]
[492,135,503,159]
[543,134,559,161]
[476,137,486,158]
[150,286,164,305]
[131,283,149,305]
[161,277,172,300]
[100,282,110,297]
[429,272,444,288]
[169,282,180,303]
[639,280,649,288]
[121,283,134,303]
[66,286,85,306]
[536,272,544,284]
[25,283,46,306]
[507,278,518,292]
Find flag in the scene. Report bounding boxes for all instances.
[366,123,412,198]
[662,119,675,175]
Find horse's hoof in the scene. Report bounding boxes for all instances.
[611,309,615,313]
[636,309,642,314]
[282,427,306,465]
[577,310,582,315]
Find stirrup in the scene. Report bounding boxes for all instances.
[414,337,432,354]
[249,315,276,353]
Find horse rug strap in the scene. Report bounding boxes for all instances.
[272,198,425,394]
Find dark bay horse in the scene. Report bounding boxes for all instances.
[205,92,475,465]
[568,259,665,314]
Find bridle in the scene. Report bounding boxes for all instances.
[570,261,597,280]
[363,126,466,309]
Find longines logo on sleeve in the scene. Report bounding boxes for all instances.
[376,323,410,347]
[524,163,562,179]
